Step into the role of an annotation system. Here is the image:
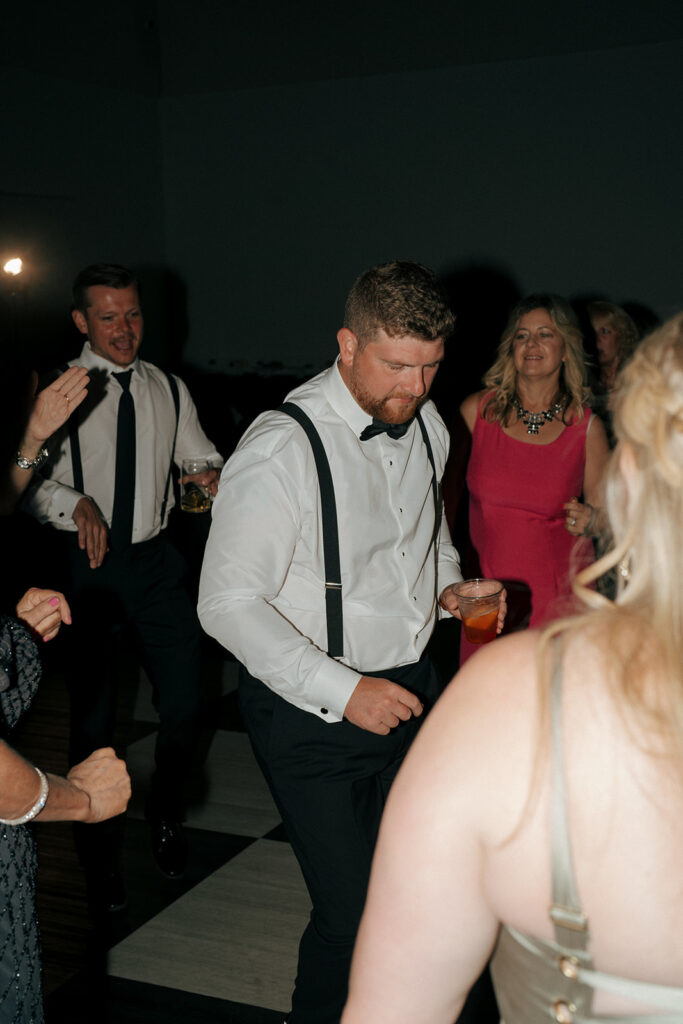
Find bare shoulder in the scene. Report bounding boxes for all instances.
[389,632,544,848]
[440,630,540,719]
[459,390,487,433]
[585,408,610,458]
[407,634,540,775]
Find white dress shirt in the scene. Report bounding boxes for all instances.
[24,342,221,543]
[198,360,462,723]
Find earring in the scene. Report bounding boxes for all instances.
[617,553,631,583]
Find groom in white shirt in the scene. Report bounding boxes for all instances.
[199,261,488,1024]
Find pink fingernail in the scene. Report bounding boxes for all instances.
[49,597,60,607]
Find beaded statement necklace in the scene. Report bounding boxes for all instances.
[512,395,564,435]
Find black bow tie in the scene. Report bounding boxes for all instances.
[359,418,412,441]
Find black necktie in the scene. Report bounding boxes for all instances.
[110,370,136,551]
[359,417,412,441]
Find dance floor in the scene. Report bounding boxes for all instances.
[15,619,463,1023]
[18,637,306,1023]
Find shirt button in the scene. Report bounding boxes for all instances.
[320,707,328,715]
[401,552,405,557]
[388,460,393,466]
[58,512,65,518]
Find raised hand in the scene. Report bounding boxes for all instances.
[23,366,89,452]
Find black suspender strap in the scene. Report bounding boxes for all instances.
[67,413,84,494]
[415,409,440,547]
[278,402,344,659]
[63,365,179,528]
[57,364,85,494]
[160,371,180,530]
[276,405,439,659]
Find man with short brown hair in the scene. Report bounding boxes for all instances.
[199,261,490,1023]
[25,263,221,913]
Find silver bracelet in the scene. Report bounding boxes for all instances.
[0,767,49,825]
[15,447,49,470]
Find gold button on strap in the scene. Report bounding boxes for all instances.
[558,955,581,980]
[553,999,576,1023]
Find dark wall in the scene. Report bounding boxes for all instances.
[160,39,682,394]
[0,69,164,370]
[2,28,681,417]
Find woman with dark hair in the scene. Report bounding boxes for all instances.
[457,295,610,652]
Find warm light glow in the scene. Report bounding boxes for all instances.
[3,258,23,276]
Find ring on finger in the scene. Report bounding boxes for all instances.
[570,518,576,526]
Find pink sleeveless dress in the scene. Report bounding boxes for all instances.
[463,402,594,660]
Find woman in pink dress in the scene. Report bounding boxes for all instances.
[458,295,610,657]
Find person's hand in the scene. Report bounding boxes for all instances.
[73,496,109,568]
[344,677,424,735]
[22,366,89,453]
[438,584,508,635]
[15,587,72,642]
[66,747,131,824]
[563,497,594,537]
[179,466,220,497]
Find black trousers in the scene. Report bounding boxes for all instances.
[239,654,443,1024]
[64,532,202,871]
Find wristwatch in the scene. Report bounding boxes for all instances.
[15,447,49,470]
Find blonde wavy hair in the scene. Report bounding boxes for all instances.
[481,294,591,425]
[540,312,683,759]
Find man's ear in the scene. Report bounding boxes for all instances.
[72,308,88,336]
[337,328,359,367]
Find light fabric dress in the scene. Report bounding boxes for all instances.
[490,650,683,1023]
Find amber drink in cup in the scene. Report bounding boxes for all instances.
[180,458,212,513]
[453,579,503,644]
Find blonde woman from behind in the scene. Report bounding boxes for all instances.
[342,313,683,1023]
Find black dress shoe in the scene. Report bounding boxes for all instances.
[86,868,127,915]
[150,819,187,878]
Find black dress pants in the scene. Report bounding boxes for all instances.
[64,532,202,871]
[239,654,443,1024]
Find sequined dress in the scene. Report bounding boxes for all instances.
[0,617,44,1024]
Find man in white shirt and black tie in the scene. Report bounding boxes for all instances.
[199,261,505,1024]
[24,263,221,914]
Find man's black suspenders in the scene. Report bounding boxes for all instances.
[62,366,180,532]
[279,402,344,658]
[159,373,180,529]
[278,403,438,661]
